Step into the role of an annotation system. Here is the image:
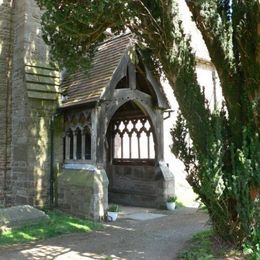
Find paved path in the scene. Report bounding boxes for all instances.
[0,207,209,260]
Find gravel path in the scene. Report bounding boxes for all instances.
[0,207,209,260]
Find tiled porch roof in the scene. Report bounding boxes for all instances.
[61,34,131,107]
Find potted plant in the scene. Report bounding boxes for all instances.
[166,196,177,211]
[107,204,119,221]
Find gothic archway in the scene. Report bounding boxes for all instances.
[106,101,160,207]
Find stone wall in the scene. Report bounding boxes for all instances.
[58,168,108,220]
[108,165,160,207]
[6,0,60,207]
[108,163,175,208]
[0,0,13,206]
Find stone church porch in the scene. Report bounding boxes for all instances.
[54,34,175,219]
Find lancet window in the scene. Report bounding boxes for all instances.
[112,117,155,161]
[64,111,92,161]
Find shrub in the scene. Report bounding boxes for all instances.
[167,196,177,203]
[107,204,119,212]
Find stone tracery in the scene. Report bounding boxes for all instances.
[64,111,92,161]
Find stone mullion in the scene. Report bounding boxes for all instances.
[137,133,140,159]
[129,134,132,159]
[120,134,123,159]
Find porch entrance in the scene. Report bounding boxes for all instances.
[106,101,163,207]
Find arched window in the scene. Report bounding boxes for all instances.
[112,117,155,161]
[64,110,92,162]
[108,101,156,164]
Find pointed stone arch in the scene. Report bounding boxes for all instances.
[107,100,157,161]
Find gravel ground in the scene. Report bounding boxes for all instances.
[0,207,209,260]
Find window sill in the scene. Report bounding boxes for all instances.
[63,163,96,171]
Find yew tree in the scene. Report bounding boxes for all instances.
[36,0,259,244]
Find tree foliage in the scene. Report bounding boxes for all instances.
[36,0,260,245]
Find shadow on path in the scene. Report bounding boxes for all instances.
[0,207,209,260]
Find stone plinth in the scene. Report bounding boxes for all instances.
[57,166,108,220]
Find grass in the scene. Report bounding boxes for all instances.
[178,229,246,260]
[179,229,214,259]
[179,198,260,259]
[0,210,103,246]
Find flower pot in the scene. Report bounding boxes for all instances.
[107,211,118,221]
[166,202,176,211]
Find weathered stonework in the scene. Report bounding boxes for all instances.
[0,205,49,231]
[58,168,108,220]
[0,0,12,206]
[0,0,60,207]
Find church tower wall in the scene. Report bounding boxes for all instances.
[0,0,13,206]
[0,0,60,207]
